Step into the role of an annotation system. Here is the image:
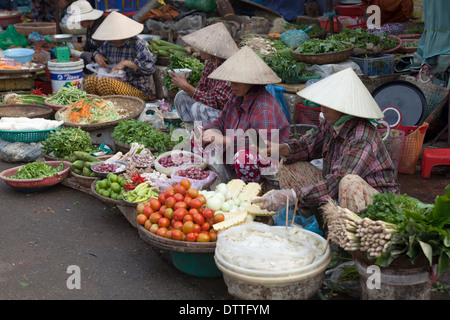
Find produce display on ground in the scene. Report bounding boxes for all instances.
[322,184,450,277]
[10,161,64,179]
[2,91,47,105]
[294,39,347,54]
[45,85,87,106]
[70,151,100,178]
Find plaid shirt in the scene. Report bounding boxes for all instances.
[192,60,232,110]
[94,37,155,98]
[203,85,290,148]
[286,117,400,207]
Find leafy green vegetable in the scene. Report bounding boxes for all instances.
[41,127,98,160]
[294,39,347,54]
[12,161,64,179]
[164,52,204,92]
[328,28,399,52]
[264,54,314,84]
[111,119,181,154]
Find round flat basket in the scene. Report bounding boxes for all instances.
[14,22,56,37]
[90,179,136,207]
[55,95,145,131]
[137,224,216,253]
[397,38,418,53]
[291,42,354,65]
[0,104,53,119]
[70,170,96,188]
[0,161,71,192]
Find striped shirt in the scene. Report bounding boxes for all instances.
[286,117,400,207]
[203,85,291,148]
[192,60,233,110]
[93,36,155,98]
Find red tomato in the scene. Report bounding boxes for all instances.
[202,208,214,219]
[197,233,211,242]
[158,193,166,205]
[164,208,174,219]
[158,217,170,228]
[150,212,162,224]
[189,198,202,209]
[183,214,193,223]
[174,184,187,196]
[182,221,195,234]
[209,230,218,242]
[187,188,199,199]
[193,213,205,225]
[136,203,146,215]
[173,208,188,221]
[136,214,148,226]
[165,197,176,208]
[193,223,201,234]
[164,230,173,239]
[142,206,154,218]
[171,229,183,241]
[156,227,168,237]
[196,194,206,205]
[149,223,159,234]
[144,219,152,231]
[164,187,175,197]
[159,205,166,215]
[173,220,183,231]
[174,201,188,210]
[173,193,185,203]
[180,179,191,191]
[201,222,211,231]
[184,196,192,206]
[213,213,225,224]
[185,232,197,242]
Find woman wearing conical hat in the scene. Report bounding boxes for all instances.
[83,11,155,101]
[193,46,290,183]
[170,23,238,127]
[252,68,400,215]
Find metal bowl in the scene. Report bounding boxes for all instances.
[91,160,127,178]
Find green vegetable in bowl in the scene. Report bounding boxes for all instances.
[164,52,204,92]
[12,161,64,179]
[294,39,347,54]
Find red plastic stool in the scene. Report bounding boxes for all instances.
[421,148,450,178]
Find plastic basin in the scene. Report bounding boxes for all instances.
[3,48,35,64]
[171,251,222,278]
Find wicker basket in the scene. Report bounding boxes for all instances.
[381,35,402,54]
[397,39,419,53]
[0,104,53,119]
[44,98,67,112]
[291,42,354,65]
[70,170,96,188]
[14,22,56,37]
[55,95,145,131]
[0,127,60,143]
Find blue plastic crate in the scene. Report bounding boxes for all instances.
[350,54,394,78]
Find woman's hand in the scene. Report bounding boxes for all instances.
[169,71,189,90]
[252,189,297,212]
[111,59,133,72]
[94,53,108,68]
[202,129,231,147]
[258,141,291,158]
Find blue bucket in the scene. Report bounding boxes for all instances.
[170,251,222,278]
[2,48,34,64]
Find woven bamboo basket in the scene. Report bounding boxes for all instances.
[70,170,96,188]
[0,104,53,119]
[291,42,354,65]
[55,95,145,131]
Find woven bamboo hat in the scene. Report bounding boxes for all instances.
[92,11,144,41]
[181,22,238,59]
[208,46,281,84]
[297,67,384,119]
[67,0,103,22]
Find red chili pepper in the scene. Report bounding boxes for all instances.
[30,88,45,96]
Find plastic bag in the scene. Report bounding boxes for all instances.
[0,139,42,163]
[0,25,28,50]
[273,207,323,235]
[265,84,291,123]
[171,166,217,190]
[86,63,127,82]
[279,26,312,47]
[138,103,165,129]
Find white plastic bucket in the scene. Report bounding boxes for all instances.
[47,58,84,93]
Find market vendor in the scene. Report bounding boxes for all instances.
[193,46,291,183]
[170,22,238,127]
[66,0,105,74]
[252,67,400,214]
[362,0,414,35]
[83,11,155,101]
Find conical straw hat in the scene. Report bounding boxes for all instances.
[208,46,281,85]
[67,0,103,22]
[181,22,238,59]
[92,11,144,41]
[297,67,384,119]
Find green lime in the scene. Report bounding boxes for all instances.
[98,180,107,189]
[102,190,111,198]
[107,173,118,183]
[111,182,121,194]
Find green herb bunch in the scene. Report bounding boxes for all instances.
[164,52,205,92]
[41,127,97,160]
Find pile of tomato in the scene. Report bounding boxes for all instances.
[136,179,225,242]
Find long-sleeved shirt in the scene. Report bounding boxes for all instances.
[285,117,399,207]
[203,85,290,150]
[192,60,233,110]
[93,36,155,98]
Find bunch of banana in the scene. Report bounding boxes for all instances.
[123,183,159,203]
